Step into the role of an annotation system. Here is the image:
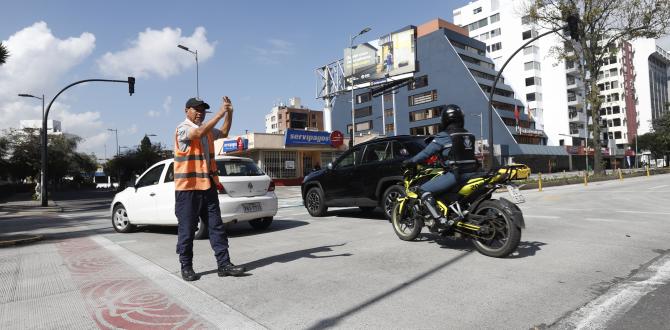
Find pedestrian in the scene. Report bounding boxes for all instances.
[174,96,245,281]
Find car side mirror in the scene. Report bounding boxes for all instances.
[399,148,409,157]
[327,163,333,170]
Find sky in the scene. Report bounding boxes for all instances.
[0,0,471,160]
[2,0,669,161]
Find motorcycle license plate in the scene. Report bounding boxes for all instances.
[506,185,525,204]
[243,202,262,213]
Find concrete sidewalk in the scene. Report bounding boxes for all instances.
[0,234,265,329]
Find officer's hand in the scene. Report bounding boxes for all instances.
[223,96,233,113]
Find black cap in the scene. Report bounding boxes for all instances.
[185,97,210,111]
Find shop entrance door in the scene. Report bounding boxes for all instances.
[302,155,313,176]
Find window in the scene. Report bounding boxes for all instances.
[355,121,372,131]
[471,69,501,82]
[408,90,438,106]
[526,93,536,102]
[216,159,264,176]
[385,123,394,133]
[488,42,502,52]
[523,45,539,55]
[384,109,393,117]
[335,148,361,168]
[490,13,500,23]
[467,18,489,31]
[524,61,541,71]
[278,114,282,119]
[354,106,372,118]
[521,15,534,25]
[362,142,392,164]
[165,163,174,182]
[474,7,482,14]
[614,131,622,139]
[356,92,371,104]
[490,28,501,38]
[262,151,297,178]
[613,118,621,127]
[479,32,490,40]
[522,30,536,40]
[408,75,428,90]
[525,77,541,86]
[612,106,620,114]
[410,124,440,135]
[136,164,165,188]
[409,106,442,122]
[383,94,393,108]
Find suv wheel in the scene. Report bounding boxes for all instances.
[194,217,208,239]
[382,185,405,220]
[305,187,327,217]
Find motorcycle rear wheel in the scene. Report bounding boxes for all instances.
[471,200,521,258]
[391,201,422,241]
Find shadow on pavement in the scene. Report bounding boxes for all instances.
[325,208,388,221]
[199,243,352,277]
[134,219,309,238]
[508,241,547,259]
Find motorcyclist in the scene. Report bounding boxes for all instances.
[402,104,479,227]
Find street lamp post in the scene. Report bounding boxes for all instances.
[18,93,45,204]
[349,27,371,147]
[177,44,199,98]
[108,128,119,156]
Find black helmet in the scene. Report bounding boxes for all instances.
[440,104,464,130]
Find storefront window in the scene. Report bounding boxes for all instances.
[262,151,297,178]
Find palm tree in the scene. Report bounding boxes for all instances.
[0,42,9,65]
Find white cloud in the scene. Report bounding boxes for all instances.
[0,22,102,152]
[147,110,161,117]
[124,124,138,135]
[162,95,172,114]
[250,38,295,64]
[97,27,215,79]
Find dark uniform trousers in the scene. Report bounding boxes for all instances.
[175,187,230,268]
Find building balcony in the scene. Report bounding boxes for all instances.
[566,65,579,76]
[567,95,584,107]
[568,111,586,123]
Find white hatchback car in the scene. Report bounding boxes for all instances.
[110,156,278,239]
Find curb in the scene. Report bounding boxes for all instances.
[0,234,44,247]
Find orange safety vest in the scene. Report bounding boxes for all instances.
[174,130,221,191]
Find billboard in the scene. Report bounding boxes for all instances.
[284,129,344,147]
[343,26,416,86]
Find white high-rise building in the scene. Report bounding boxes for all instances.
[454,0,670,158]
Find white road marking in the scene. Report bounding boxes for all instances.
[555,254,670,330]
[585,218,624,222]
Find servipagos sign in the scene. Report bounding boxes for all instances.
[285,129,344,147]
[222,137,248,153]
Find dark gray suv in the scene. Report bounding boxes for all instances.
[301,135,427,219]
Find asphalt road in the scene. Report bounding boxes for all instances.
[3,175,670,329]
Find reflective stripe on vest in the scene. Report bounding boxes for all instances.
[173,130,221,191]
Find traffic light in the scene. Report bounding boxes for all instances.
[128,76,135,95]
[566,14,580,42]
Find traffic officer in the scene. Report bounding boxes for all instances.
[174,96,245,281]
[402,104,479,227]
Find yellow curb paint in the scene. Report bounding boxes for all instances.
[538,172,543,192]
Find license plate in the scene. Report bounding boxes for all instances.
[507,185,525,204]
[242,202,262,213]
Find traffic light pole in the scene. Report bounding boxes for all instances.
[40,78,135,206]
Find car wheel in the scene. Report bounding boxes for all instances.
[305,187,327,217]
[194,217,209,240]
[249,217,273,230]
[112,204,135,233]
[382,185,405,220]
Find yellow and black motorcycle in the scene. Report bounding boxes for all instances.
[391,161,530,258]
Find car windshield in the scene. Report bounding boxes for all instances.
[215,159,264,176]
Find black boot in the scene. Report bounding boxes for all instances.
[218,263,246,277]
[181,266,200,281]
[421,192,453,228]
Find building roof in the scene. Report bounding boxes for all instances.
[514,144,569,156]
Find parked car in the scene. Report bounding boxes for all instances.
[111,156,277,239]
[301,135,427,219]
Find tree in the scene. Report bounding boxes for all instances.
[102,136,168,188]
[0,42,8,65]
[637,112,670,165]
[529,0,670,174]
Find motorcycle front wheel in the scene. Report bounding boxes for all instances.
[471,200,521,258]
[391,200,422,241]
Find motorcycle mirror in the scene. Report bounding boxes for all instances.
[399,148,409,157]
[327,162,333,170]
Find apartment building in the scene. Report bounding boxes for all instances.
[264,97,324,134]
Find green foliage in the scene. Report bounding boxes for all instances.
[0,42,8,65]
[103,137,169,188]
[0,129,98,184]
[638,112,670,161]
